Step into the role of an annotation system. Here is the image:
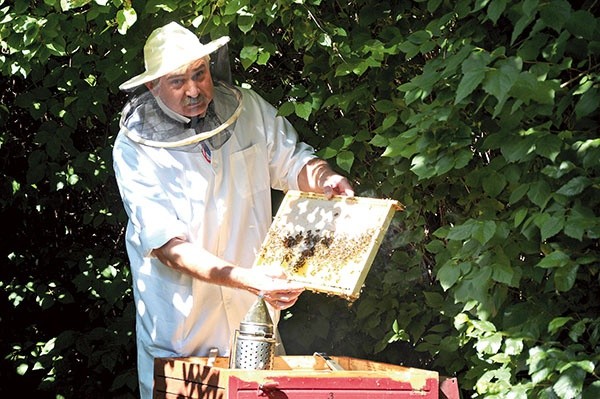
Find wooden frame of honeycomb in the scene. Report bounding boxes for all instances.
[254,190,403,301]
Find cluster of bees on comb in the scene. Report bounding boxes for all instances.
[257,226,376,285]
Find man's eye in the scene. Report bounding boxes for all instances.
[169,79,183,87]
[193,70,205,80]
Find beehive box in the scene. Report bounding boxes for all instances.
[254,190,403,300]
[154,355,440,399]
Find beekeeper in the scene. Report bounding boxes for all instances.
[112,21,354,398]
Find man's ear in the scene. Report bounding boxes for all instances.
[145,80,158,94]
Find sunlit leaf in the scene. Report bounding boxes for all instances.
[553,366,585,399]
[60,0,92,11]
[116,7,137,35]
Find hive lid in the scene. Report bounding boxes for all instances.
[253,190,403,301]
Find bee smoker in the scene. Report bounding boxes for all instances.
[229,296,276,370]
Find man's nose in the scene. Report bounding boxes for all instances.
[185,80,200,97]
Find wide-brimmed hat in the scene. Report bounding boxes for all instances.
[119,22,230,91]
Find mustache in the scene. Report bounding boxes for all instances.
[183,96,207,106]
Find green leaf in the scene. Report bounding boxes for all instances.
[556,176,591,197]
[294,102,312,120]
[423,291,444,308]
[513,207,528,227]
[277,101,295,117]
[539,0,572,32]
[447,222,474,241]
[116,7,137,35]
[240,45,258,69]
[537,251,570,269]
[501,135,535,163]
[369,134,388,147]
[527,180,552,209]
[410,154,436,179]
[317,146,337,160]
[378,114,398,132]
[553,366,585,399]
[336,150,354,173]
[564,204,595,241]
[504,337,523,355]
[473,220,497,245]
[566,10,597,40]
[511,8,535,45]
[547,317,572,335]
[487,0,506,24]
[482,170,507,197]
[407,30,432,45]
[534,133,563,161]
[434,154,454,176]
[374,100,396,113]
[237,14,255,34]
[554,263,578,292]
[427,0,443,12]
[482,57,521,116]
[509,183,530,204]
[491,259,514,286]
[224,0,244,15]
[476,332,503,354]
[437,260,461,291]
[510,72,557,105]
[60,0,92,11]
[46,42,65,57]
[398,40,420,60]
[539,213,564,241]
[574,87,600,120]
[569,319,587,342]
[455,52,490,104]
[583,381,600,399]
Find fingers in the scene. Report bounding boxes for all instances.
[259,288,304,302]
[265,294,300,310]
[249,269,305,309]
[260,288,304,310]
[323,176,354,199]
[273,300,294,310]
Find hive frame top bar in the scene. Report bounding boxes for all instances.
[253,190,403,301]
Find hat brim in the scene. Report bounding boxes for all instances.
[119,36,230,91]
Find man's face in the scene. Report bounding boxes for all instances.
[146,58,214,117]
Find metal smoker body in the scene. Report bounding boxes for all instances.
[230,296,276,370]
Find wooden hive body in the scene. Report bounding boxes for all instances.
[154,355,441,399]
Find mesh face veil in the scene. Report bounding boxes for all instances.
[119,81,242,152]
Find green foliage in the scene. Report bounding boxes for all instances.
[1,0,598,398]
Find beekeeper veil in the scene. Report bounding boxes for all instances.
[118,21,241,152]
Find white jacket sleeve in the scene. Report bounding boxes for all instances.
[112,134,187,256]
